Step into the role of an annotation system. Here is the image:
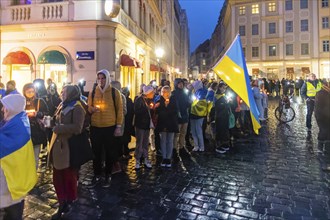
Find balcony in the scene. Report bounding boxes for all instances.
[1,2,70,25]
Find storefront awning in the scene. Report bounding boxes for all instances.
[150,64,159,71]
[120,54,137,67]
[2,51,31,65]
[38,50,66,64]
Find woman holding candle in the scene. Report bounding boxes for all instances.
[23,83,49,169]
[155,86,179,167]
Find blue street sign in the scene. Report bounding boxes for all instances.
[76,51,95,60]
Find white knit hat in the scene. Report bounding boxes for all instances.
[143,85,154,95]
[1,94,26,116]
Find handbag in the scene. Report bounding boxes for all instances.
[68,130,94,168]
[68,108,94,168]
[228,108,235,129]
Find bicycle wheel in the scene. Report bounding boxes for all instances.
[275,106,295,123]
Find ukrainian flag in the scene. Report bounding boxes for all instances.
[0,112,37,200]
[212,34,261,134]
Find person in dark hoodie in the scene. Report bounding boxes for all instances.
[172,78,191,156]
[5,80,19,96]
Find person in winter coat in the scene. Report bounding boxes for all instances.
[156,86,179,167]
[134,85,156,169]
[48,85,85,220]
[315,80,330,143]
[23,83,49,169]
[190,86,210,152]
[213,82,231,154]
[172,78,191,156]
[0,94,37,220]
[5,80,19,96]
[87,69,123,188]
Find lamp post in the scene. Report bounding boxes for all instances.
[155,47,164,80]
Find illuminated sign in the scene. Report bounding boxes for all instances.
[76,51,95,60]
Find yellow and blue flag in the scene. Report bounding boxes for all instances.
[0,112,37,200]
[212,34,261,134]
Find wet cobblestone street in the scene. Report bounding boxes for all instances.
[22,97,330,220]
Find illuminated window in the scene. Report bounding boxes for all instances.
[285,0,293,10]
[202,59,206,66]
[286,21,293,32]
[268,2,276,12]
[239,6,245,15]
[269,45,276,56]
[252,24,259,35]
[269,22,276,34]
[301,43,309,55]
[300,0,308,9]
[239,25,246,36]
[322,17,329,29]
[252,4,259,14]
[286,44,293,55]
[322,0,329,7]
[252,47,259,57]
[323,40,329,52]
[301,19,308,31]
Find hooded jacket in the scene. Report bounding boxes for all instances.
[88,69,123,127]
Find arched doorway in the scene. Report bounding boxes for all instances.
[2,49,34,93]
[37,48,69,91]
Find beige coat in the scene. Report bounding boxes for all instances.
[48,103,85,170]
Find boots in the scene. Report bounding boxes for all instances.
[51,201,72,220]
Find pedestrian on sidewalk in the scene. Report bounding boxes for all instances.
[156,86,179,167]
[48,85,86,220]
[315,79,330,143]
[0,94,37,220]
[87,69,124,188]
[300,73,322,133]
[134,85,156,169]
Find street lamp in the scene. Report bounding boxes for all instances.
[155,47,164,79]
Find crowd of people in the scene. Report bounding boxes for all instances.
[0,71,329,220]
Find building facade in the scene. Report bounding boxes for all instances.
[0,0,189,97]
[208,0,329,80]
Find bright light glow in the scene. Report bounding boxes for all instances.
[155,48,164,59]
[50,65,66,71]
[191,94,196,102]
[105,0,114,16]
[127,84,131,89]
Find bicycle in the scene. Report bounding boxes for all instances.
[274,94,295,123]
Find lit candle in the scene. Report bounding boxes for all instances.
[149,103,154,108]
[26,109,36,114]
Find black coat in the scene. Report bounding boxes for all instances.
[214,95,230,142]
[26,98,49,145]
[124,96,134,139]
[134,95,153,130]
[171,88,190,124]
[155,96,179,133]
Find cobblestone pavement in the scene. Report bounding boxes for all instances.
[22,97,330,220]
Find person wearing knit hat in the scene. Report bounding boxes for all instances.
[0,93,37,220]
[1,94,26,121]
[133,83,156,169]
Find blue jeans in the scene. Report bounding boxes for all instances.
[159,132,175,159]
[190,118,204,150]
